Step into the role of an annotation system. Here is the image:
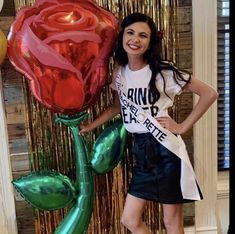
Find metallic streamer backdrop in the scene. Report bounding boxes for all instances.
[14,0,179,233]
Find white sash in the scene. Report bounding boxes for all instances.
[115,68,201,200]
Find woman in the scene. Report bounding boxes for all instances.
[80,12,218,234]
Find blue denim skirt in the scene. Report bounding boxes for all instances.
[128,132,203,204]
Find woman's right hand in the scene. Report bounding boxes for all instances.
[79,91,121,136]
[79,123,94,135]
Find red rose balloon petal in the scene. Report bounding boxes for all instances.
[7,0,118,115]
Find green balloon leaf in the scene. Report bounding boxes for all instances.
[12,170,76,211]
[90,119,127,174]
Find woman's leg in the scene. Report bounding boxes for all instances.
[162,203,184,234]
[121,194,151,234]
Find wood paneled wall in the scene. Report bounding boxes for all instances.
[1,1,35,230]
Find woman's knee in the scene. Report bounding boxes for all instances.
[162,204,184,232]
[121,194,147,230]
[121,214,140,230]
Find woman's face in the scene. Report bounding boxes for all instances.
[122,21,151,58]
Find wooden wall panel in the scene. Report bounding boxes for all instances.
[0,13,35,233]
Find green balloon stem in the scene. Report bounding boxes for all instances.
[55,113,95,234]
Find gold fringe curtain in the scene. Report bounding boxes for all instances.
[13,0,179,233]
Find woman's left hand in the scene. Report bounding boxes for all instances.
[156,116,183,134]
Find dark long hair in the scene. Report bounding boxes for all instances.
[115,12,191,102]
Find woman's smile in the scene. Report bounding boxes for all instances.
[123,22,151,56]
[127,43,141,50]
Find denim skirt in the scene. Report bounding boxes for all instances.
[128,132,203,204]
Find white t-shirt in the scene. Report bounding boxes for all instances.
[110,64,190,133]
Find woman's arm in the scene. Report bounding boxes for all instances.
[157,76,219,134]
[79,91,121,134]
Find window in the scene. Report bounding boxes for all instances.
[217,0,230,170]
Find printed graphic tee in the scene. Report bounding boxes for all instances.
[110,64,190,133]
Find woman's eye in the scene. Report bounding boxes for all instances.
[127,31,134,35]
[140,34,148,38]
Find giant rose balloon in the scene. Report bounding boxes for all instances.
[7,0,118,114]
